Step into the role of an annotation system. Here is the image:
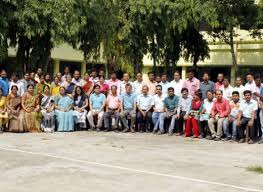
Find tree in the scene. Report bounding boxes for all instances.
[209,0,259,84]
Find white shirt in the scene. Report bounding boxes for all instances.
[177,95,193,114]
[153,94,165,112]
[9,80,24,96]
[136,94,154,110]
[72,78,84,86]
[120,81,133,95]
[240,99,258,118]
[220,85,233,100]
[159,81,170,95]
[169,79,183,97]
[233,85,245,100]
[203,98,215,114]
[133,80,145,95]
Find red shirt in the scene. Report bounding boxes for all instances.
[211,98,230,118]
[215,82,223,90]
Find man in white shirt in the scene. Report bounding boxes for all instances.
[120,73,133,95]
[235,90,258,144]
[220,78,233,100]
[232,76,245,100]
[136,85,154,133]
[133,72,145,95]
[152,85,166,134]
[159,73,170,96]
[9,73,24,96]
[244,72,257,100]
[72,70,84,86]
[169,71,183,97]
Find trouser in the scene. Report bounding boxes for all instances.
[120,109,136,129]
[104,109,120,129]
[260,109,263,140]
[175,111,186,133]
[137,110,152,131]
[185,117,200,137]
[199,120,210,137]
[208,116,225,138]
[87,110,104,128]
[223,117,238,139]
[165,112,177,133]
[236,117,255,139]
[152,112,165,132]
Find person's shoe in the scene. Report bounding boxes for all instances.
[214,137,221,141]
[258,139,263,144]
[104,129,110,132]
[168,132,173,136]
[122,128,129,133]
[198,135,204,139]
[175,133,180,136]
[230,138,237,142]
[90,127,96,131]
[152,130,157,134]
[238,138,245,143]
[206,136,215,140]
[248,139,254,144]
[224,137,231,141]
[96,128,101,132]
[130,128,135,133]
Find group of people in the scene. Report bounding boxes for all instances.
[0,66,263,144]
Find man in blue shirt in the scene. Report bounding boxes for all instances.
[120,83,137,133]
[0,70,9,97]
[87,84,106,131]
[164,87,179,136]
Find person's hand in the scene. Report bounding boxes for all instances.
[235,119,241,126]
[248,120,253,127]
[175,114,179,119]
[183,115,188,120]
[142,112,146,117]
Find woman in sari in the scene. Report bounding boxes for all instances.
[55,86,74,132]
[82,72,94,96]
[34,74,46,95]
[61,74,76,97]
[96,76,109,95]
[21,84,41,133]
[51,76,60,96]
[40,85,55,133]
[73,86,89,130]
[6,85,24,133]
[0,88,8,133]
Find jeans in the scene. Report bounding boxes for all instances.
[223,117,237,139]
[259,109,263,140]
[175,111,186,133]
[165,112,177,133]
[152,112,165,132]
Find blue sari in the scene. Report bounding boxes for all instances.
[55,95,74,131]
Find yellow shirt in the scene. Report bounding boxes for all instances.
[51,85,60,96]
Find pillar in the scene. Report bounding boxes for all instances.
[182,66,187,80]
[53,59,60,77]
[81,61,86,77]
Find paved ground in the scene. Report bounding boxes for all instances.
[0,132,262,192]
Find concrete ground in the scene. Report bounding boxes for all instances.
[0,132,262,192]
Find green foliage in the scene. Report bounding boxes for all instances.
[246,165,263,174]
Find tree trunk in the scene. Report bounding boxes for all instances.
[229,30,238,86]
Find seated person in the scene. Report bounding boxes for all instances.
[164,87,179,136]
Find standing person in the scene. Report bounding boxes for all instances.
[169,71,183,97]
[215,73,224,90]
[120,73,133,95]
[200,72,215,99]
[9,73,24,96]
[6,85,24,133]
[120,83,137,133]
[159,73,170,96]
[152,85,166,134]
[220,78,233,100]
[184,91,203,138]
[61,74,76,97]
[21,72,34,94]
[72,70,84,86]
[223,91,240,141]
[73,86,89,130]
[54,87,75,132]
[208,90,230,141]
[89,70,99,83]
[87,85,106,131]
[235,90,258,144]
[44,74,52,87]
[61,66,70,82]
[104,85,121,132]
[258,93,263,144]
[98,69,105,78]
[29,72,37,85]
[51,76,61,96]
[0,69,9,97]
[164,87,179,136]
[136,85,154,133]
[133,72,145,96]
[40,85,55,133]
[96,76,109,95]
[233,76,245,100]
[244,72,256,98]
[175,88,192,136]
[107,71,121,95]
[183,68,200,97]
[0,88,8,133]
[21,84,41,133]
[34,75,46,95]
[146,71,157,96]
[55,72,63,85]
[199,90,215,138]
[155,75,161,84]
[82,72,94,96]
[34,67,43,83]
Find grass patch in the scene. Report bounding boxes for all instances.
[246,166,263,174]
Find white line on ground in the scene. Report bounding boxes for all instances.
[0,146,262,192]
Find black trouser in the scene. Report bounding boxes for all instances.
[175,111,186,133]
[137,110,152,132]
[237,117,255,139]
[255,109,262,138]
[199,120,211,137]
